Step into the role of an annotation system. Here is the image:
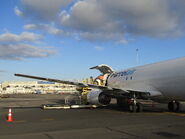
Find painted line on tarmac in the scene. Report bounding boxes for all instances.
[13,120,26,123]
[163,112,185,117]
[144,112,185,117]
[102,110,161,115]
[143,112,166,116]
[41,118,54,121]
[140,112,185,117]
[96,109,185,117]
[102,110,166,115]
[102,110,130,114]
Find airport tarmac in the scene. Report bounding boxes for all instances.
[0,94,185,139]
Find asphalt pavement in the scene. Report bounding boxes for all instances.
[0,94,185,139]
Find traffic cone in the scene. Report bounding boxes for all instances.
[6,108,13,122]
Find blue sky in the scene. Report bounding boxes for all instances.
[0,0,185,82]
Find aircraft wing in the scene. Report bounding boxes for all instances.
[14,73,131,96]
[14,73,118,91]
[14,74,161,100]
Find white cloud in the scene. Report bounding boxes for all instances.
[60,0,184,39]
[61,1,108,31]
[100,0,181,37]
[0,32,42,42]
[0,43,56,60]
[14,7,23,16]
[0,32,56,60]
[80,32,124,42]
[16,0,185,42]
[24,24,65,36]
[18,0,73,21]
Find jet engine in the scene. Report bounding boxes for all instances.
[87,90,111,105]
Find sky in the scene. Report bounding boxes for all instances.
[0,0,185,82]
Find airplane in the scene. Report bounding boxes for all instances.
[15,57,185,112]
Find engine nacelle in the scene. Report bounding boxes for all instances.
[87,90,111,105]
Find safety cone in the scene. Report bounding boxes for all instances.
[6,108,13,122]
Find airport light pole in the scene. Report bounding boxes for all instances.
[136,48,139,65]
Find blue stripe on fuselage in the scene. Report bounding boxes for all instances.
[110,69,136,78]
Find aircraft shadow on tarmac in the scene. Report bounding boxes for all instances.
[2,98,185,114]
[105,104,185,113]
[2,105,185,114]
[54,99,174,113]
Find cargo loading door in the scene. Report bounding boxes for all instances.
[90,64,114,74]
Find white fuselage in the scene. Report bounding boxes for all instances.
[107,57,185,100]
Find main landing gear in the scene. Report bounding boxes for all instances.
[117,93,143,112]
[128,93,143,112]
[128,98,143,112]
[168,101,181,112]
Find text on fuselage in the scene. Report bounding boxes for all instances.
[110,69,136,78]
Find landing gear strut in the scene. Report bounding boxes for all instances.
[128,93,143,112]
[128,101,143,112]
[168,101,181,112]
[117,92,146,112]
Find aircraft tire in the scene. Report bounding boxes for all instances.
[175,101,181,112]
[129,103,137,112]
[136,103,143,112]
[168,101,180,112]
